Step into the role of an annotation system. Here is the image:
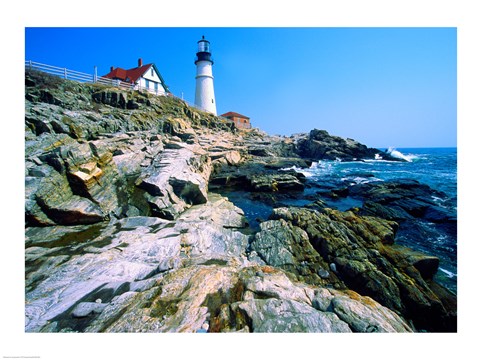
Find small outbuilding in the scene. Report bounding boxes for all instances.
[221,111,251,129]
[102,58,170,95]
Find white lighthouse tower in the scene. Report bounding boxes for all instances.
[194,36,217,115]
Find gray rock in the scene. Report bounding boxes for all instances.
[329,289,412,332]
[250,219,327,283]
[117,216,169,230]
[139,146,212,219]
[311,288,334,312]
[233,298,351,333]
[71,302,107,318]
[251,219,307,267]
[24,193,250,333]
[250,173,304,192]
[317,268,330,279]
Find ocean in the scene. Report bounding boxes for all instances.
[294,147,457,293]
[219,147,457,293]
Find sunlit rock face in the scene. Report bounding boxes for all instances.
[24,71,455,333]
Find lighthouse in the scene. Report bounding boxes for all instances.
[194,36,217,115]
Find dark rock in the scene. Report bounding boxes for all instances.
[71,302,107,318]
[36,195,106,225]
[352,179,454,222]
[360,201,413,221]
[295,129,398,161]
[25,116,53,136]
[39,90,62,105]
[250,173,304,192]
[92,90,127,109]
[330,187,349,198]
[270,206,456,332]
[381,245,440,280]
[250,219,334,285]
[26,76,36,87]
[127,99,139,110]
[265,158,311,170]
[424,205,457,223]
[248,147,271,157]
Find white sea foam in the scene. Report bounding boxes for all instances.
[340,176,383,185]
[282,161,335,178]
[386,147,419,162]
[431,195,449,208]
[280,165,314,177]
[363,159,399,163]
[439,267,456,278]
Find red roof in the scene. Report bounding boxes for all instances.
[221,111,250,119]
[103,64,153,84]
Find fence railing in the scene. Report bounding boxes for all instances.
[25,60,166,95]
[25,60,243,126]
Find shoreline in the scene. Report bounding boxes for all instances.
[24,70,457,332]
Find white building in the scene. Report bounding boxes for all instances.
[194,36,217,115]
[103,58,169,95]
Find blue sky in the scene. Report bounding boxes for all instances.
[25,27,456,148]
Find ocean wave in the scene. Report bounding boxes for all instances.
[438,267,457,278]
[386,147,419,162]
[281,161,334,178]
[341,176,383,185]
[363,159,401,163]
[431,195,451,209]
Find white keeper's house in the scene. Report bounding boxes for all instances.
[102,58,170,95]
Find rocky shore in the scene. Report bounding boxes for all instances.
[24,70,456,333]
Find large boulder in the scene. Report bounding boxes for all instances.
[138,143,212,220]
[295,128,397,161]
[249,219,340,286]
[269,206,457,332]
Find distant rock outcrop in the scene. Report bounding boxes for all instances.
[295,128,399,161]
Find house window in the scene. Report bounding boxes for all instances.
[151,68,154,77]
[154,82,159,93]
[145,79,150,89]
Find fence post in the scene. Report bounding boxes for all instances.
[93,66,97,83]
[29,60,32,71]
[64,68,67,79]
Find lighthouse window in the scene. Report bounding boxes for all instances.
[199,42,209,52]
